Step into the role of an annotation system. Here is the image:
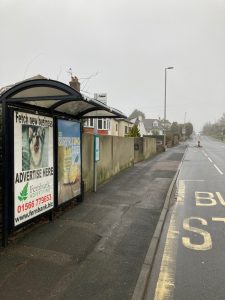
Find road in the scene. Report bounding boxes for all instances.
[145,136,225,300]
[0,144,186,300]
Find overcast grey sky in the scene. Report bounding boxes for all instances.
[1,0,225,130]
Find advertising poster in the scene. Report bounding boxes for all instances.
[95,135,100,161]
[58,120,81,205]
[14,111,54,226]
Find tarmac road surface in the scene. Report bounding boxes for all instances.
[145,136,225,300]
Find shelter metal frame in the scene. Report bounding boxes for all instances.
[0,78,126,246]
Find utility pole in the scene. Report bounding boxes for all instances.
[183,112,187,140]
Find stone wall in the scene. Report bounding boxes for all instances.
[134,137,156,163]
[111,136,134,174]
[82,133,156,192]
[143,137,157,159]
[134,138,144,163]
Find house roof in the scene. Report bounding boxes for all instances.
[143,119,164,131]
[114,118,133,124]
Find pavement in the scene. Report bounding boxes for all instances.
[0,143,186,300]
[145,136,225,300]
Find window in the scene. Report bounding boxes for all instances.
[116,124,118,131]
[98,119,103,129]
[107,120,110,130]
[153,121,158,128]
[97,118,110,130]
[125,126,128,134]
[83,118,94,128]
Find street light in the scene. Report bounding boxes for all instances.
[164,66,174,150]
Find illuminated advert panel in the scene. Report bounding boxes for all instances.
[14,111,54,226]
[58,119,81,205]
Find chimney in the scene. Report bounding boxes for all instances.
[69,76,80,92]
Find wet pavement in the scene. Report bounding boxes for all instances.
[0,144,186,300]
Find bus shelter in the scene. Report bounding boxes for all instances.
[0,78,126,246]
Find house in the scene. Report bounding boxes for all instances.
[83,118,133,137]
[129,116,165,137]
[82,93,111,135]
[83,118,111,135]
[161,119,172,130]
[143,119,164,136]
[83,93,132,137]
[130,116,146,136]
[110,118,133,136]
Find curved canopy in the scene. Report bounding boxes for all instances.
[0,78,126,119]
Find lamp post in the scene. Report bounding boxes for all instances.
[183,111,187,141]
[164,66,174,150]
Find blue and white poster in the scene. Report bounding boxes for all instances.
[58,120,81,204]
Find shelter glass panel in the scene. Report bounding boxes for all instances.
[11,87,68,98]
[55,101,94,116]
[25,100,61,108]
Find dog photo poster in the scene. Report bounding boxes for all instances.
[14,111,54,226]
[58,119,81,205]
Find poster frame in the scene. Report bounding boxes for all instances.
[94,134,100,162]
[56,118,82,207]
[10,107,55,230]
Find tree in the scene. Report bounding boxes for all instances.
[178,124,184,136]
[202,122,213,135]
[185,122,193,137]
[219,113,225,131]
[128,109,145,120]
[128,124,141,137]
[171,122,179,135]
[202,112,225,137]
[152,129,160,135]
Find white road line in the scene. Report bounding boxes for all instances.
[213,164,223,175]
[202,150,223,174]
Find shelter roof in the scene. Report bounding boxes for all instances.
[0,77,126,119]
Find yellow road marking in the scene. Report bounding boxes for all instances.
[216,192,225,205]
[195,192,217,206]
[177,180,185,203]
[153,180,185,300]
[212,217,225,223]
[182,217,212,251]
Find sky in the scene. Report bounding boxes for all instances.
[1,0,225,131]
